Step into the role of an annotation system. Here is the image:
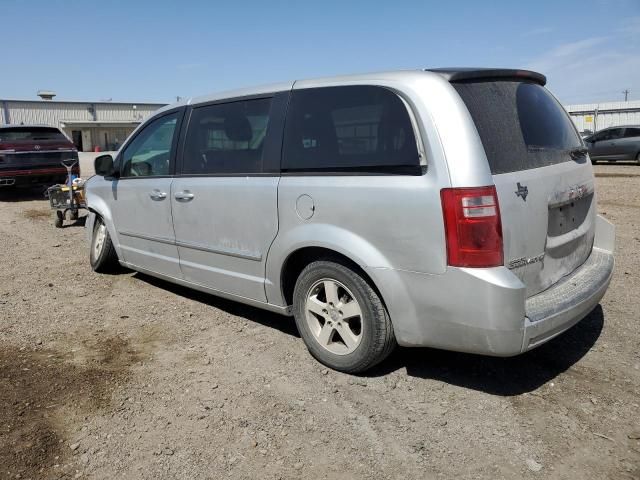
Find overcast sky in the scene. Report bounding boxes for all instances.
[2,0,638,105]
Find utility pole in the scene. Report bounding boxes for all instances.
[622,89,630,101]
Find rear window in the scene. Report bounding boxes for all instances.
[0,127,67,142]
[282,86,421,173]
[454,81,582,174]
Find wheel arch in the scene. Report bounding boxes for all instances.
[266,224,395,307]
[279,246,390,311]
[85,195,121,260]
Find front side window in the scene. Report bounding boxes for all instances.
[591,131,607,142]
[608,128,624,140]
[282,86,420,173]
[182,98,272,175]
[121,113,179,177]
[594,129,620,142]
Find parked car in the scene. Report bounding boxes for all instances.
[0,125,79,188]
[85,69,615,373]
[580,130,593,140]
[584,126,640,164]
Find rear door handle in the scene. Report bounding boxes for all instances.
[149,189,167,200]
[174,191,194,201]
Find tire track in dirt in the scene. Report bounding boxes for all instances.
[0,336,145,479]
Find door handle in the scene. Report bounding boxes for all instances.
[174,191,195,201]
[149,190,167,200]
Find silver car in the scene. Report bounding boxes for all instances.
[585,126,640,164]
[85,69,615,373]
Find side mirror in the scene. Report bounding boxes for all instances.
[94,154,117,177]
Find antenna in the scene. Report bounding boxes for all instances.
[622,89,630,101]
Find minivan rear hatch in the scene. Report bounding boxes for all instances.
[450,75,595,297]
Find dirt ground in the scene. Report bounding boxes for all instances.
[0,164,639,480]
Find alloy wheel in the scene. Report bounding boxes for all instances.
[305,279,363,355]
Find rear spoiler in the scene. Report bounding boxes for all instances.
[426,68,547,86]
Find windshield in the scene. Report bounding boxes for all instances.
[0,127,67,142]
[454,81,582,174]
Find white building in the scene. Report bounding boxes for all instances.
[565,100,640,136]
[1,97,166,151]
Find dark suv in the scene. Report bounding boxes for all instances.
[0,125,79,187]
[585,126,640,164]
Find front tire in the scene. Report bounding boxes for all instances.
[90,216,119,273]
[292,260,396,373]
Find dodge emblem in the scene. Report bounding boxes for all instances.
[515,182,528,201]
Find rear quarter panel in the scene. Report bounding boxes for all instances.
[266,72,476,306]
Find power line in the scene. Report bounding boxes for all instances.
[622,89,630,101]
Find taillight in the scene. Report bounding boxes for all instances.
[440,186,503,268]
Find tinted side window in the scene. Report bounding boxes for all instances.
[282,86,420,173]
[182,98,272,175]
[121,113,179,177]
[624,128,640,138]
[608,128,624,140]
[595,130,616,141]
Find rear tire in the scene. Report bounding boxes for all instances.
[53,211,63,228]
[292,260,396,373]
[90,216,119,273]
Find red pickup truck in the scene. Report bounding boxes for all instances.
[0,125,80,188]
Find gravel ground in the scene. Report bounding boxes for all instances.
[0,164,639,479]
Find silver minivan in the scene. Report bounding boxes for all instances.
[86,69,615,373]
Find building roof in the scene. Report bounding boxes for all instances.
[1,98,166,107]
[0,124,61,129]
[565,99,640,113]
[59,120,142,127]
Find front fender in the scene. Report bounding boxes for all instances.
[85,178,122,259]
[264,222,393,306]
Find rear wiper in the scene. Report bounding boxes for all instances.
[568,147,588,160]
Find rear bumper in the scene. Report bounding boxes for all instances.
[522,248,613,351]
[369,215,615,356]
[0,166,78,187]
